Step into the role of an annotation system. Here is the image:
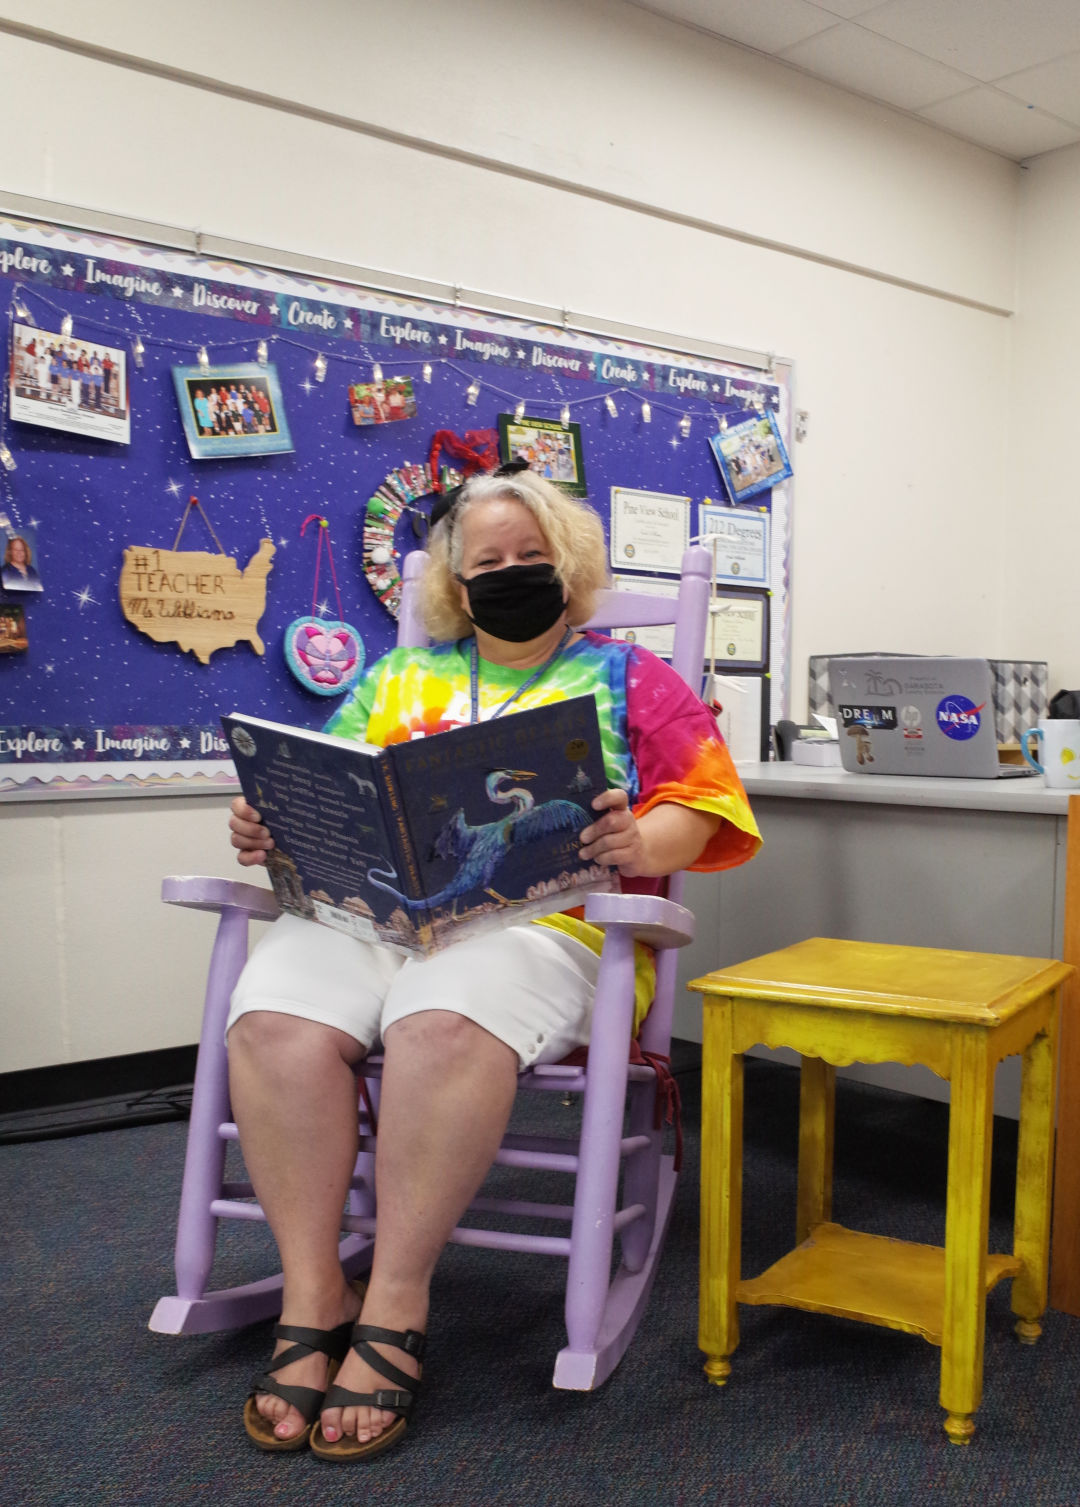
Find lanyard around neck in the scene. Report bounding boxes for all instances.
[468,627,573,725]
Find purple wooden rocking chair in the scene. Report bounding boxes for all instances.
[150,545,712,1390]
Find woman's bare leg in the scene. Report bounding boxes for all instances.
[320,1010,518,1446]
[228,1010,368,1442]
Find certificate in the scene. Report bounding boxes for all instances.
[699,504,770,588]
[610,574,680,658]
[708,590,769,672]
[610,488,690,574]
[704,673,768,762]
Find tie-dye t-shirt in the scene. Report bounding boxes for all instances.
[323,632,761,1029]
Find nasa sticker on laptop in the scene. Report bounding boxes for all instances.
[936,694,983,741]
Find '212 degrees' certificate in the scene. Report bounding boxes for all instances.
[699,504,770,587]
[609,488,690,574]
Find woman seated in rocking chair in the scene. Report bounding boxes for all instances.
[227,465,760,1462]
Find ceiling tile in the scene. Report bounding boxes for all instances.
[996,52,1080,128]
[780,23,972,110]
[629,0,837,54]
[917,86,1080,159]
[858,0,1080,82]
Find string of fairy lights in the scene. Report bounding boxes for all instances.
[1,279,777,490]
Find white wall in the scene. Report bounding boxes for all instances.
[1009,143,1080,692]
[0,1,1029,1070]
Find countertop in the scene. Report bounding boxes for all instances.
[735,761,1075,815]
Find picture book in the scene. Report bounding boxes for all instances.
[222,695,616,956]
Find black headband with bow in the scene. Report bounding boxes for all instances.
[428,458,532,532]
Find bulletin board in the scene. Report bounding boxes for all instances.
[0,213,794,794]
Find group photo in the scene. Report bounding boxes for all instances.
[173,361,294,458]
[8,321,130,444]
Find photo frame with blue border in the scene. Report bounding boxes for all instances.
[172,361,294,459]
[708,409,792,506]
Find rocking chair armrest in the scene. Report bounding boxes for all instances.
[161,874,282,922]
[583,891,694,950]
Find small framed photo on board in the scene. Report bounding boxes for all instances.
[708,410,792,505]
[172,363,293,459]
[349,376,417,426]
[497,412,586,496]
[9,322,130,445]
[1,523,43,593]
[0,601,28,653]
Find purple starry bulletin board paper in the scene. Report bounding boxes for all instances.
[0,217,793,791]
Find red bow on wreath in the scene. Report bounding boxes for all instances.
[428,428,499,489]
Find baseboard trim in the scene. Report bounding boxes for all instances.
[1,1037,700,1117]
[1,1044,198,1114]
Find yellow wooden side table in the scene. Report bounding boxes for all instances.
[689,938,1072,1444]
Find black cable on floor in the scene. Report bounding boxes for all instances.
[0,1084,192,1145]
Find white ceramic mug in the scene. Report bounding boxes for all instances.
[1021,719,1080,788]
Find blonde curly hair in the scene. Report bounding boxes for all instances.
[422,470,610,641]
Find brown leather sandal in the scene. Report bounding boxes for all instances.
[243,1316,355,1452]
[309,1323,425,1462]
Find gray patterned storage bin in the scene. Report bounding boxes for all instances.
[808,654,1048,745]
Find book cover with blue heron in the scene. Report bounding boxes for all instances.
[222,696,616,956]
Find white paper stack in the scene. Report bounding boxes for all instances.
[791,740,842,768]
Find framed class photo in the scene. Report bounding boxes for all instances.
[498,412,586,496]
[172,362,293,459]
[708,409,792,505]
[9,322,130,445]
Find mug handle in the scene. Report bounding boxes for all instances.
[1021,726,1045,775]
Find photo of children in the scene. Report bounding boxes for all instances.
[708,410,793,505]
[0,602,28,653]
[497,413,586,496]
[8,322,130,445]
[172,362,293,459]
[349,376,417,426]
[1,527,43,593]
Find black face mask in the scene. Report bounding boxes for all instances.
[461,563,566,643]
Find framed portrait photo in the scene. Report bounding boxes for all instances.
[1,522,44,593]
[172,362,293,459]
[9,321,130,445]
[708,409,792,506]
[497,412,586,496]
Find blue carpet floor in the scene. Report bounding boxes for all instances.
[3,1057,1080,1507]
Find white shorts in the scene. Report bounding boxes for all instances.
[226,914,601,1071]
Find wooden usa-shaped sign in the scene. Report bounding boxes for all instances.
[119,540,275,663]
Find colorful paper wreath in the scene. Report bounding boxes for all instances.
[362,459,466,618]
[284,615,365,695]
[362,432,497,618]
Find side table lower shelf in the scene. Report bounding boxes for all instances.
[738,1223,1023,1344]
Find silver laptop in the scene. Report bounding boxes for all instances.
[827,656,1033,779]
